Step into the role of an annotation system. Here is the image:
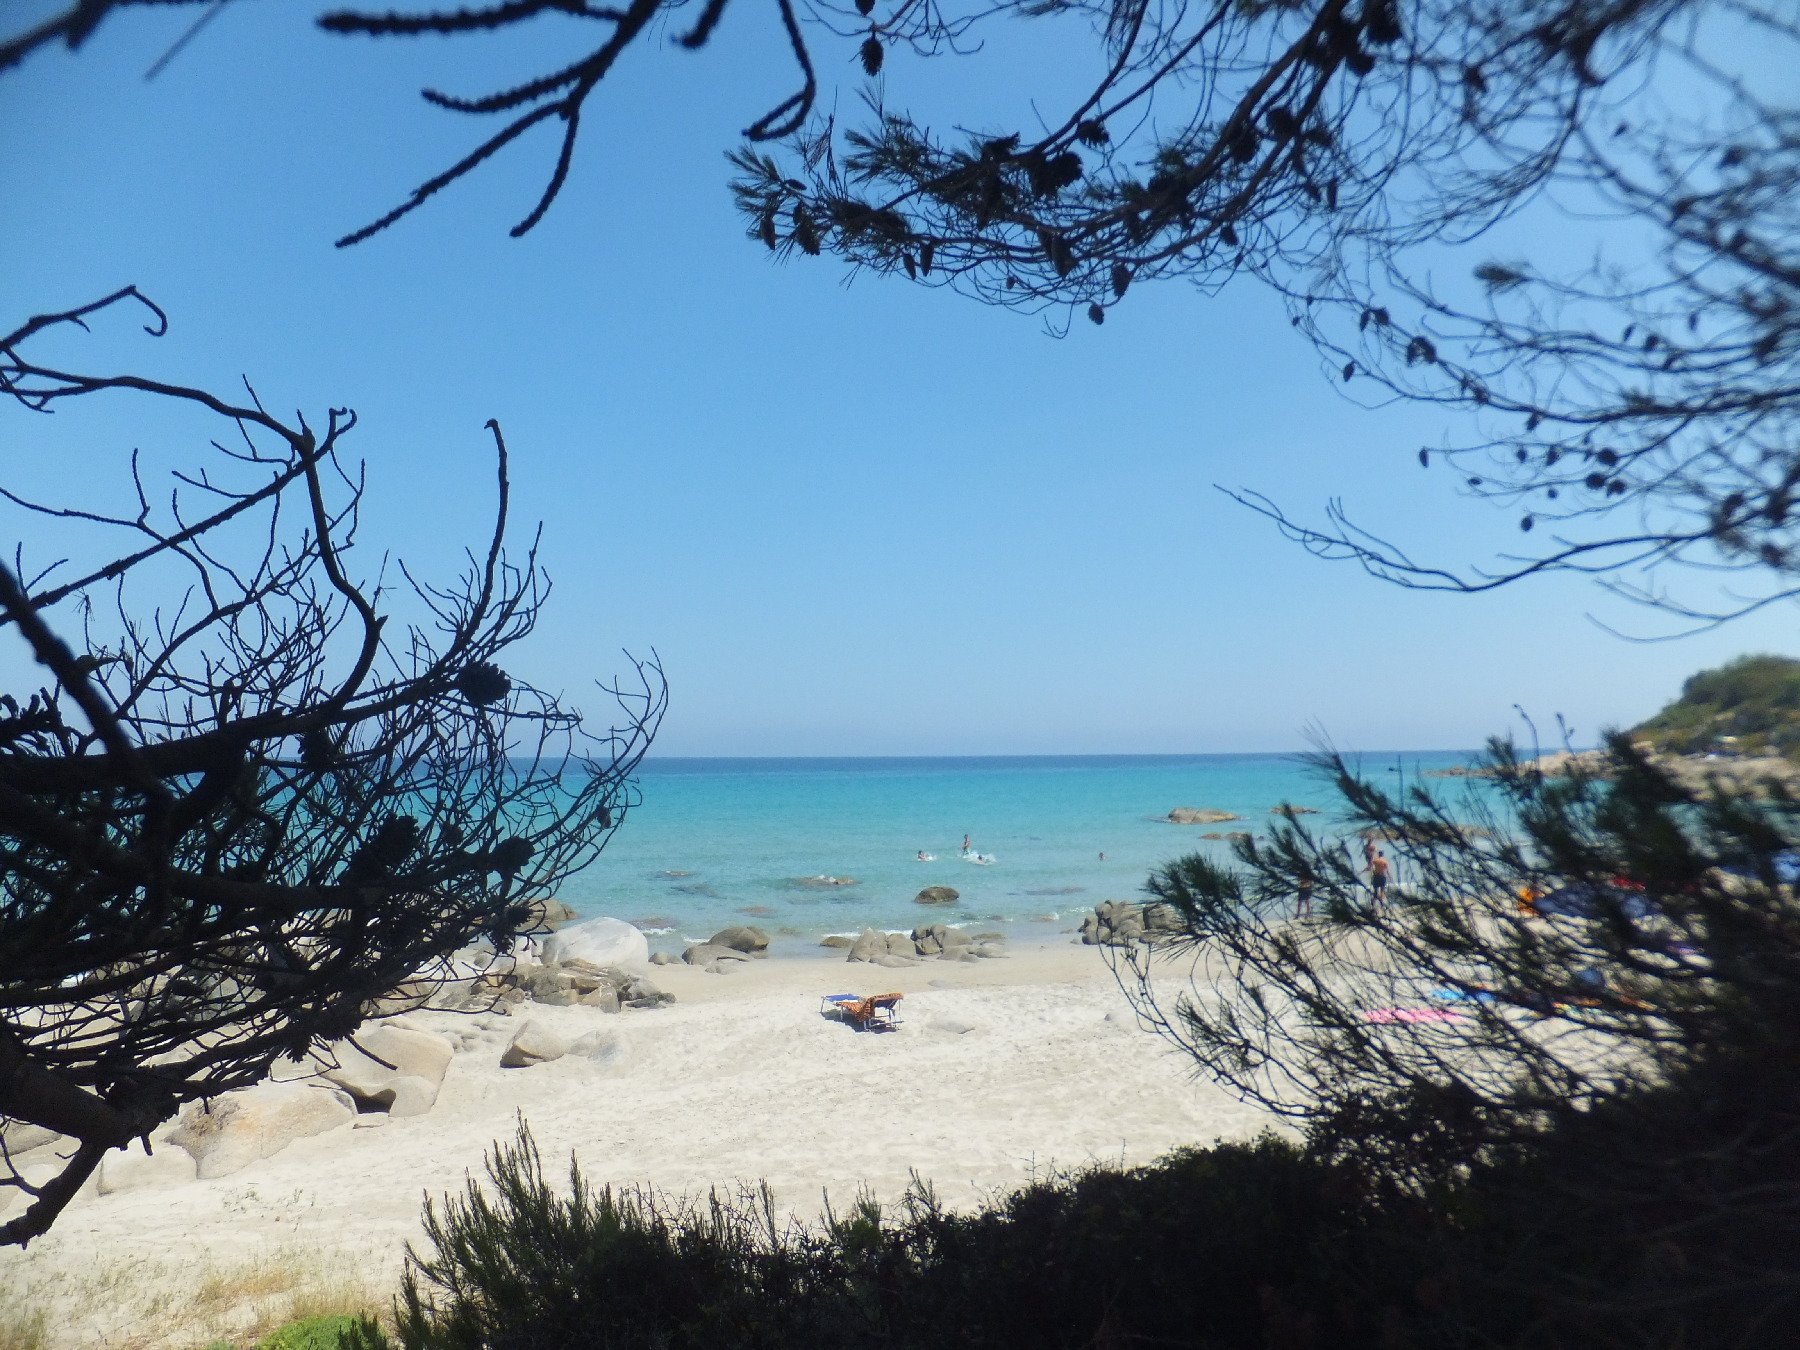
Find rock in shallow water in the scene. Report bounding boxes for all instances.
[1166,806,1240,825]
[708,925,770,955]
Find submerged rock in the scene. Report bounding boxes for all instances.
[915,885,960,905]
[1167,807,1240,825]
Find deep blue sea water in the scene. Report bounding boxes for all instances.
[557,752,1486,956]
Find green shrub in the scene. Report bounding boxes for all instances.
[1636,653,1800,755]
[254,1315,388,1350]
[390,1122,1391,1350]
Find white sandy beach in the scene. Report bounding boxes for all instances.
[1,942,1275,1350]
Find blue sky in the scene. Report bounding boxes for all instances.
[2,3,1793,755]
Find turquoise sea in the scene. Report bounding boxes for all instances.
[560,752,1485,956]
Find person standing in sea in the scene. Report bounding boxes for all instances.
[961,833,971,855]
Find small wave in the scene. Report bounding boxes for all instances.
[636,926,676,936]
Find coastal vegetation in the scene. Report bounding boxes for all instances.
[1633,654,1800,758]
[1124,732,1800,1343]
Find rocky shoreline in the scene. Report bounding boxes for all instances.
[1429,747,1800,791]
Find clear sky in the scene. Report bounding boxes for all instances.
[3,3,1794,755]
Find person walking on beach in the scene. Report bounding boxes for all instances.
[1295,863,1315,920]
[1370,850,1391,913]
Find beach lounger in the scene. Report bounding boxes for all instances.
[820,991,903,1031]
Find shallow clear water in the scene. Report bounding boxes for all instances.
[556,752,1486,955]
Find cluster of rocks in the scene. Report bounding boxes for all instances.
[821,923,1006,967]
[376,914,679,1022]
[0,912,672,1222]
[657,924,771,973]
[0,1020,465,1199]
[1078,900,1184,947]
[369,913,656,1017]
[490,956,673,1012]
[2,1008,645,1209]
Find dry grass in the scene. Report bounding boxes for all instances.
[0,1300,48,1350]
[179,1249,389,1348]
[0,1246,392,1350]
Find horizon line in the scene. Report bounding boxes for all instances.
[633,747,1508,762]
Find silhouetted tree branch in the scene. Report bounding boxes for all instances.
[13,2,1790,619]
[0,290,666,1245]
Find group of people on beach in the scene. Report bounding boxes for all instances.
[1292,839,1390,919]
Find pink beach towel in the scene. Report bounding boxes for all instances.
[1360,1007,1466,1024]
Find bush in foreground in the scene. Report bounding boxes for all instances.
[390,1122,1398,1350]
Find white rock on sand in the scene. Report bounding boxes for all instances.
[166,1081,357,1181]
[0,944,1275,1350]
[542,916,650,969]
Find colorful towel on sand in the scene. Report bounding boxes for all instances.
[1427,987,1497,1003]
[1360,1007,1466,1024]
